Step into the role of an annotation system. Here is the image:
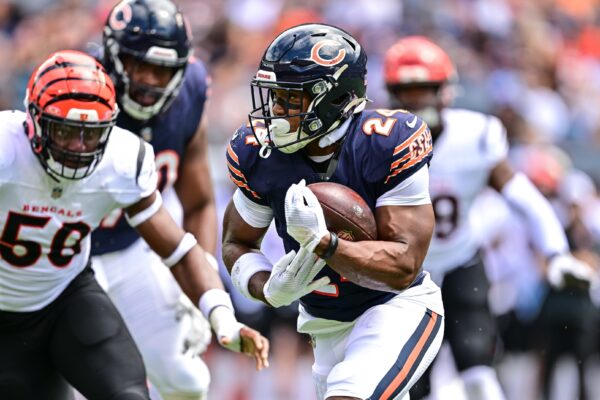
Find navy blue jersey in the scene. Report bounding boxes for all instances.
[227,109,433,321]
[91,58,209,255]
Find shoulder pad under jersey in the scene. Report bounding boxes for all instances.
[225,123,267,205]
[356,109,433,196]
[102,126,158,207]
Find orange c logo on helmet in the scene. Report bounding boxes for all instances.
[310,40,346,66]
[109,1,133,31]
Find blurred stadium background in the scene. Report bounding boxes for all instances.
[3,0,600,399]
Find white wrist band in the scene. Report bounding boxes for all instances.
[199,288,235,319]
[162,232,197,268]
[125,192,163,227]
[231,252,273,301]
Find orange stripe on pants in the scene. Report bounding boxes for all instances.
[380,311,440,400]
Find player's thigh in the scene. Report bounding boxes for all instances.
[442,261,497,369]
[320,301,444,400]
[50,272,149,400]
[0,310,73,400]
[96,239,182,325]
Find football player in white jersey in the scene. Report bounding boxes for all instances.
[383,36,595,400]
[0,50,268,400]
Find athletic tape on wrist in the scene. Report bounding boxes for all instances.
[231,252,273,301]
[198,288,235,319]
[162,232,197,268]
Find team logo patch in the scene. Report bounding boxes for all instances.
[310,40,346,66]
[108,1,132,31]
[337,230,355,241]
[51,187,63,199]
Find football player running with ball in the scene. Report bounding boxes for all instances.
[222,23,444,400]
[91,1,220,398]
[383,36,596,400]
[0,50,268,400]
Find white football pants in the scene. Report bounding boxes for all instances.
[92,237,212,400]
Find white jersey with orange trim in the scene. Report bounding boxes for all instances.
[0,110,157,312]
[423,108,508,280]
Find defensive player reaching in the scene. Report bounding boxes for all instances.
[90,1,219,398]
[383,36,596,400]
[0,50,268,400]
[222,23,444,400]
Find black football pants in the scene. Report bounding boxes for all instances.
[0,267,150,400]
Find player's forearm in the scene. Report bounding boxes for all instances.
[315,236,423,291]
[501,173,569,257]
[184,202,218,255]
[170,245,225,305]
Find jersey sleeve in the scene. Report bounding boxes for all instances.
[362,110,433,199]
[108,128,158,207]
[225,125,269,206]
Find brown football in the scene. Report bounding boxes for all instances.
[307,182,377,241]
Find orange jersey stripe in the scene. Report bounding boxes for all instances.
[227,160,244,180]
[384,146,432,184]
[227,143,239,164]
[390,153,411,171]
[393,122,427,156]
[227,174,261,199]
[380,312,440,400]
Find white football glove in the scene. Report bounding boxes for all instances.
[285,179,329,251]
[547,253,597,289]
[263,247,330,308]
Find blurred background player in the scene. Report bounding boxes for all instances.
[223,23,444,400]
[89,1,219,399]
[0,50,268,400]
[383,36,596,400]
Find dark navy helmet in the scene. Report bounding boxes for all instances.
[249,23,368,154]
[103,0,191,120]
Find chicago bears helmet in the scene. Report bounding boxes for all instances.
[103,0,191,120]
[249,23,368,154]
[25,50,118,180]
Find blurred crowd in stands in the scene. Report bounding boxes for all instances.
[4,0,600,399]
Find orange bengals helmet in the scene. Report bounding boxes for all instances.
[25,50,118,180]
[384,36,456,88]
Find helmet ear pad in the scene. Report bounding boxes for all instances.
[250,23,369,152]
[311,76,367,134]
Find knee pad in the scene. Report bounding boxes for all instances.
[151,357,210,400]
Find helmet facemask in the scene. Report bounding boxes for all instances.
[249,64,366,154]
[27,101,117,180]
[104,35,187,121]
